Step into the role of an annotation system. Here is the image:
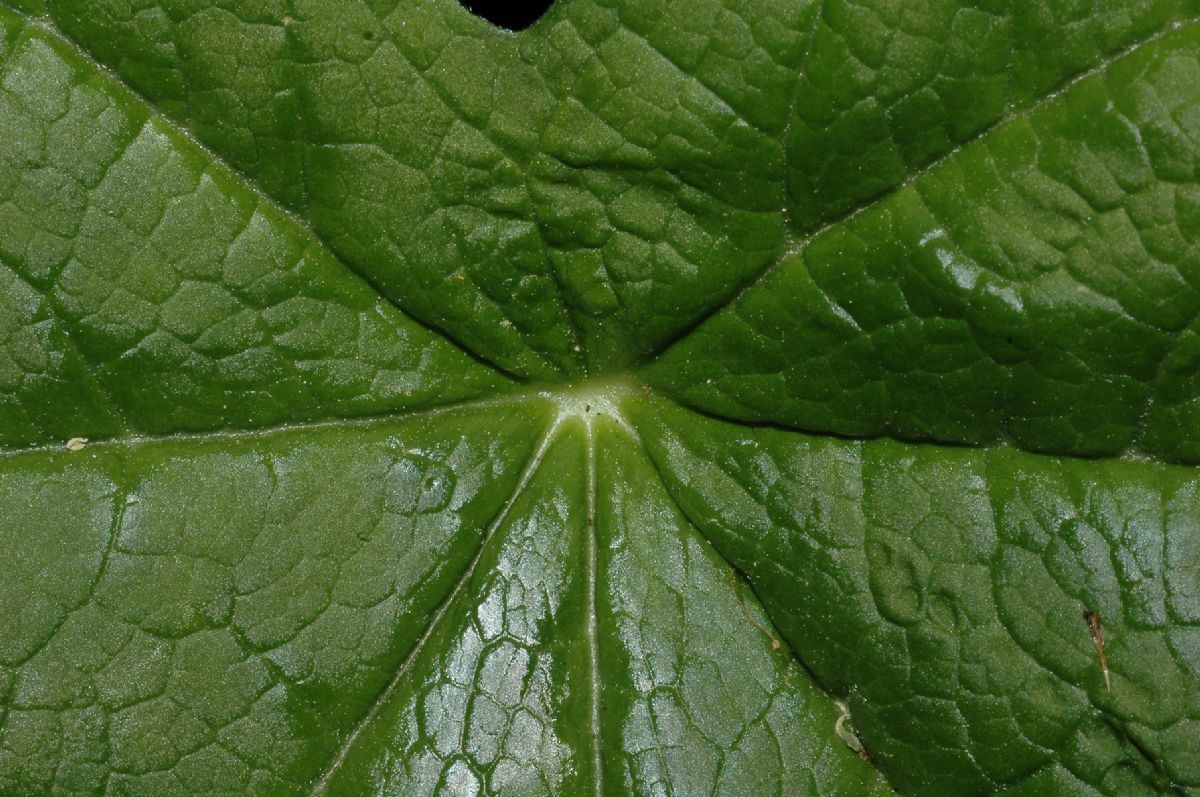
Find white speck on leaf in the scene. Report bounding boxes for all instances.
[919,228,946,247]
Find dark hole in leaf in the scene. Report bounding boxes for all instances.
[458,0,553,31]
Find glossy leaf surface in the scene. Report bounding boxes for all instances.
[0,1,1198,795]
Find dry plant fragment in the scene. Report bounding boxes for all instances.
[727,569,781,650]
[1083,610,1111,690]
[834,700,870,761]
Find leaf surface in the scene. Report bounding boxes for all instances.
[1,1,1199,795]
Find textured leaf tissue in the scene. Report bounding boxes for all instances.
[0,1,1197,794]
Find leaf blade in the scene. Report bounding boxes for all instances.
[631,396,1200,794]
[0,11,511,449]
[646,23,1200,462]
[0,400,553,794]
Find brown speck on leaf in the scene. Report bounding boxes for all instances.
[66,437,88,452]
[641,383,651,396]
[1083,610,1111,690]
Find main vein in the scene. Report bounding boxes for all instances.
[306,413,564,794]
[0,388,541,460]
[639,17,1196,367]
[11,9,530,386]
[585,422,606,797]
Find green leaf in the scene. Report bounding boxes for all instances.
[0,1,1197,795]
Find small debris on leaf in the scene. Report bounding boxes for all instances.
[65,437,88,452]
[727,569,780,650]
[834,700,870,761]
[1083,610,1111,690]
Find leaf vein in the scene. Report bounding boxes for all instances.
[644,17,1198,367]
[306,411,563,795]
[14,10,523,384]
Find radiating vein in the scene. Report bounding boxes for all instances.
[584,419,605,797]
[306,412,563,795]
[0,388,538,460]
[642,18,1197,368]
[8,10,527,386]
